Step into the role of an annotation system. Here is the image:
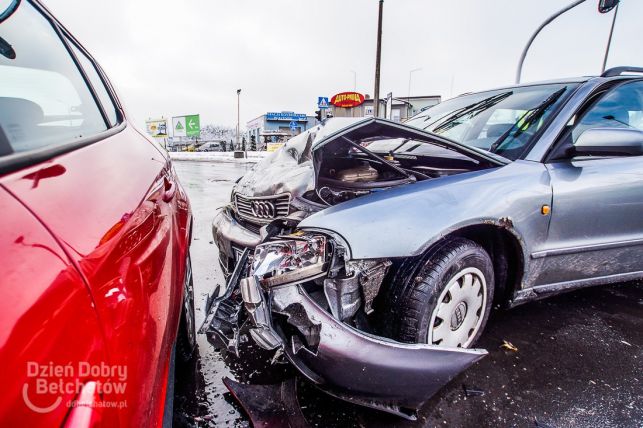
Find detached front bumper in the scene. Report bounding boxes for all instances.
[201,257,487,420]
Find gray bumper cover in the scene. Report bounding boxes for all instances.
[201,259,487,420]
[271,285,486,419]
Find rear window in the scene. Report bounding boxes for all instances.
[0,1,107,155]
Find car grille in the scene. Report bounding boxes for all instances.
[234,193,290,225]
[236,217,262,234]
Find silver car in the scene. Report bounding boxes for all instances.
[202,68,643,419]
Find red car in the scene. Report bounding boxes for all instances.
[0,1,194,426]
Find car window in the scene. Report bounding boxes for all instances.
[571,80,643,144]
[67,39,119,126]
[405,83,577,161]
[0,2,107,155]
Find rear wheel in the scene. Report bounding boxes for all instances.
[390,238,494,348]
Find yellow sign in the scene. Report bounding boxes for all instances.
[266,142,285,152]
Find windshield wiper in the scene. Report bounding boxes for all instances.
[428,91,513,135]
[490,87,567,153]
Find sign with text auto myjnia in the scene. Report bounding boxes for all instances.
[172,114,200,137]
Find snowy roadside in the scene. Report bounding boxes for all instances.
[168,151,269,164]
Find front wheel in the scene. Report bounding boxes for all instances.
[390,238,494,348]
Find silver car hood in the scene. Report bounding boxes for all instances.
[234,117,507,199]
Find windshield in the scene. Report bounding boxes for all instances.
[405,83,578,160]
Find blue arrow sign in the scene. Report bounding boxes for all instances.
[289,121,298,130]
[318,97,329,109]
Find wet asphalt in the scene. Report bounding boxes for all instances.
[171,160,643,428]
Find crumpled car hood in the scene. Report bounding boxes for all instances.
[234,118,364,198]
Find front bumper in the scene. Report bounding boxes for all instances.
[212,206,261,276]
[201,256,487,420]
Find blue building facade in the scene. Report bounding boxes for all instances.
[246,111,317,149]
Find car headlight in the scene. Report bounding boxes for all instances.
[251,234,328,288]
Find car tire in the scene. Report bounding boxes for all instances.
[177,253,197,363]
[390,237,494,348]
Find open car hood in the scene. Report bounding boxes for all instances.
[233,118,508,200]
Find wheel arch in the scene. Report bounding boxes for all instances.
[439,223,526,307]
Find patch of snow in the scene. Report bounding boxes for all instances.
[168,151,269,164]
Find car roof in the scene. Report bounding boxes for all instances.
[455,74,643,99]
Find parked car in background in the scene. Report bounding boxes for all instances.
[197,141,224,152]
[0,1,194,426]
[204,69,643,419]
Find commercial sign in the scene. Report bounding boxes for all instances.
[172,114,201,138]
[145,118,168,148]
[266,142,285,152]
[331,92,365,108]
[266,112,307,122]
[145,118,168,138]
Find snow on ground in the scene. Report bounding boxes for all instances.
[168,151,269,163]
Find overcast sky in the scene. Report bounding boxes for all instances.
[43,0,642,129]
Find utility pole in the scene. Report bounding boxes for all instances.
[236,89,242,156]
[373,0,384,118]
[407,67,421,118]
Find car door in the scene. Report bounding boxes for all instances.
[0,1,189,426]
[0,187,117,427]
[535,80,643,286]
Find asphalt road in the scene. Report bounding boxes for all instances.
[172,160,643,428]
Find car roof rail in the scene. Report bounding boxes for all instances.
[602,66,643,77]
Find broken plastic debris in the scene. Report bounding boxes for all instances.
[462,385,485,397]
[500,340,518,352]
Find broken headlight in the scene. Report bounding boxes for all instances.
[251,234,328,288]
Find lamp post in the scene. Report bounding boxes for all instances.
[373,0,384,117]
[236,89,242,157]
[516,0,622,83]
[515,0,587,84]
[407,67,422,118]
[601,1,620,73]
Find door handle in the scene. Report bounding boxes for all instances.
[163,176,176,202]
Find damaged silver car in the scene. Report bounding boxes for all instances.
[202,68,643,419]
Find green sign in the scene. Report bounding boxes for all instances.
[185,114,200,137]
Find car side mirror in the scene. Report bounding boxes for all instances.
[598,0,619,13]
[573,128,643,157]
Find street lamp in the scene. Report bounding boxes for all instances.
[515,0,621,83]
[236,89,243,157]
[515,0,587,84]
[407,67,422,118]
[600,0,620,73]
[373,0,384,117]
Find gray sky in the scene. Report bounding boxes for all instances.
[44,0,643,129]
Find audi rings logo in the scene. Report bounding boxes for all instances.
[250,200,276,219]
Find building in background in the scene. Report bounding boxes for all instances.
[246,111,317,151]
[328,92,441,122]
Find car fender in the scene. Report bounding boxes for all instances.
[299,160,552,277]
